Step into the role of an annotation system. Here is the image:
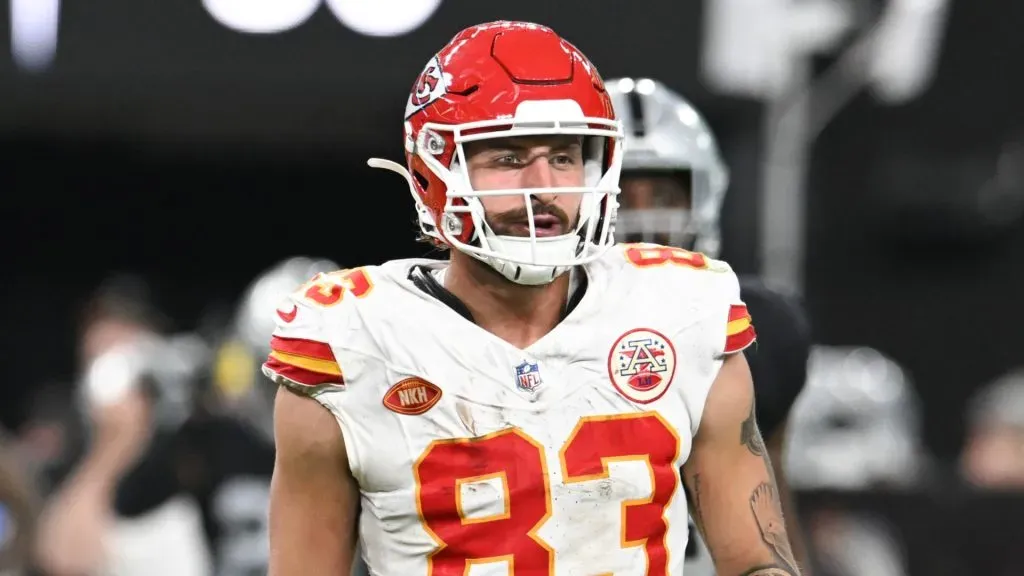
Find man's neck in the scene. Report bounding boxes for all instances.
[445,252,571,350]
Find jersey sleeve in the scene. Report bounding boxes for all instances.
[714,269,758,358]
[682,264,758,436]
[260,278,345,396]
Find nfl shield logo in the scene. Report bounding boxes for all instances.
[514,360,543,393]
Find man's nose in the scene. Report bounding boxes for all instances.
[520,156,557,191]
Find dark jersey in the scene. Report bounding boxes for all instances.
[738,275,813,439]
[114,413,275,576]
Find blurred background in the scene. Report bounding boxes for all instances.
[2,0,1023,575]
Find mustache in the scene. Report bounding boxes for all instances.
[487,200,571,230]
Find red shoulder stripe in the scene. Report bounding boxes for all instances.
[263,357,344,389]
[724,325,757,354]
[728,303,751,323]
[270,336,337,363]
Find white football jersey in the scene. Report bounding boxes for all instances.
[263,244,756,576]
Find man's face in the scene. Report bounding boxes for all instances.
[80,318,147,366]
[464,135,585,238]
[618,172,692,211]
[961,423,1024,489]
[617,172,693,245]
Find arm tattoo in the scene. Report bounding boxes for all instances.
[751,483,799,573]
[743,402,780,490]
[691,473,706,532]
[682,471,710,555]
[742,400,800,574]
[740,400,766,457]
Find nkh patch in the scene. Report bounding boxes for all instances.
[607,328,677,404]
[382,377,442,415]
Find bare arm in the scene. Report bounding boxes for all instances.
[269,386,360,575]
[682,353,801,576]
[35,454,118,575]
[35,388,150,575]
[766,421,811,574]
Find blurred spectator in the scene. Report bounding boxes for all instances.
[33,261,367,576]
[787,346,926,491]
[207,256,352,576]
[209,256,339,444]
[960,369,1024,490]
[786,346,926,576]
[0,430,37,575]
[208,256,376,576]
[12,382,84,500]
[808,511,907,576]
[34,275,213,576]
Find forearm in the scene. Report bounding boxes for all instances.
[684,464,801,576]
[35,451,122,572]
[683,356,801,576]
[767,429,811,574]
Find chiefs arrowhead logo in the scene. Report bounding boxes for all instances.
[276,305,297,323]
[411,64,440,107]
[405,55,448,119]
[383,377,442,415]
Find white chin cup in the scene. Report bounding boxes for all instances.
[480,232,579,286]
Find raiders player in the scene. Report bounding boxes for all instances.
[606,77,813,573]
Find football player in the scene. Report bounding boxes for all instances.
[204,256,340,576]
[265,21,801,576]
[786,346,923,576]
[605,77,813,573]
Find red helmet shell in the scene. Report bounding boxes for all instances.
[403,21,615,245]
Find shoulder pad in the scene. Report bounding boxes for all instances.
[615,242,733,274]
[261,268,375,396]
[615,243,755,355]
[704,260,757,356]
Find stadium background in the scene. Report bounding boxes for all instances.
[2,0,1023,574]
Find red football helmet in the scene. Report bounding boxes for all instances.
[369,21,624,285]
